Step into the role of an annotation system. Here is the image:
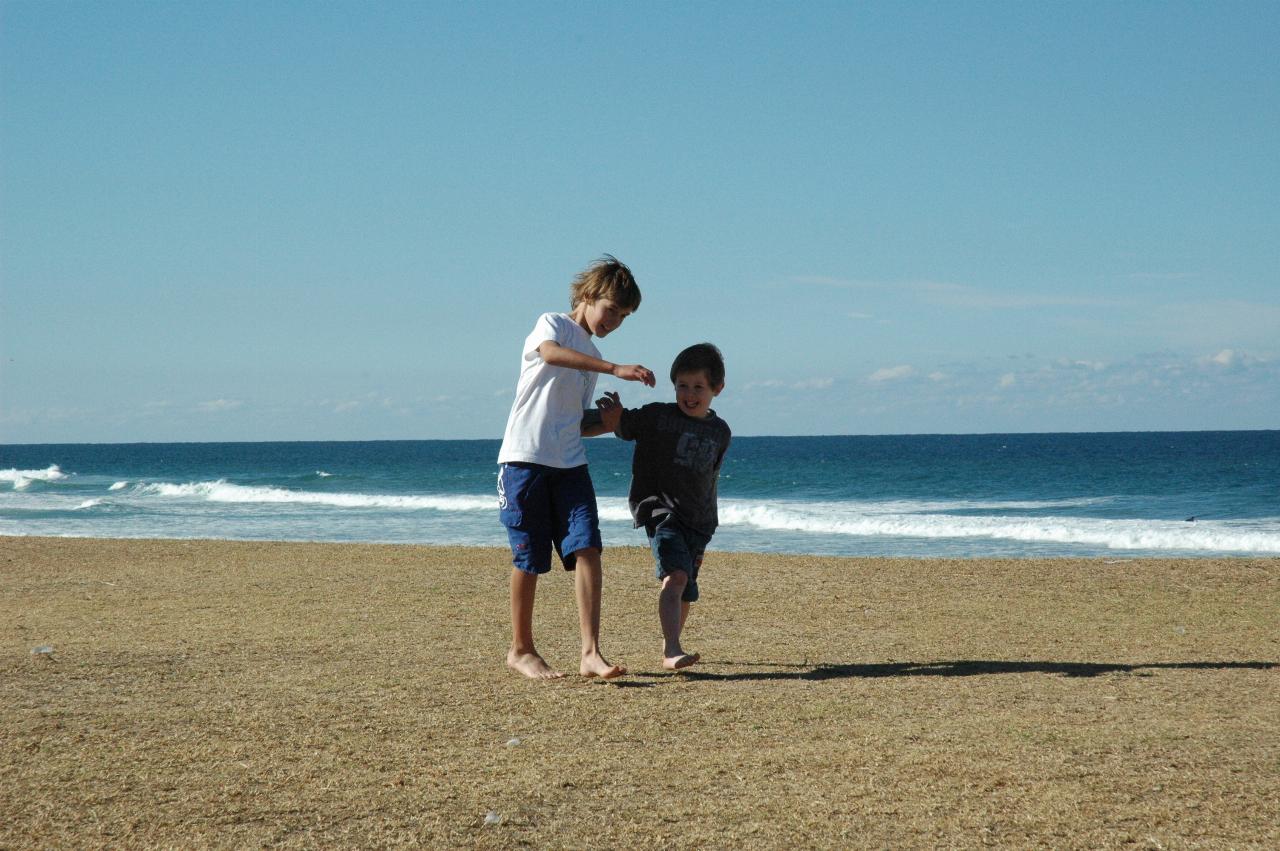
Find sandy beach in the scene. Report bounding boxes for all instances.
[2,537,1277,848]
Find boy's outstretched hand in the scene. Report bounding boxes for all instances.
[596,391,622,432]
[612,363,656,387]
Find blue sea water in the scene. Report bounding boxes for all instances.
[2,432,1278,558]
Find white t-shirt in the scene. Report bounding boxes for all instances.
[497,312,600,468]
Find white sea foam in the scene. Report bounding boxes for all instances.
[1,465,69,489]
[716,500,1280,553]
[97,481,1280,554]
[596,502,634,522]
[109,481,129,491]
[829,496,1112,514]
[315,471,333,478]
[593,497,1106,525]
[134,480,496,512]
[76,499,104,510]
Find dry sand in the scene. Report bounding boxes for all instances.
[2,536,1277,849]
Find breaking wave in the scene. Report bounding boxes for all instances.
[716,500,1280,554]
[132,480,496,512]
[10,472,1276,555]
[1,465,69,490]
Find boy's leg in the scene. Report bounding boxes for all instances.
[550,466,623,679]
[648,517,705,670]
[659,570,700,670]
[508,568,563,679]
[571,547,626,679]
[499,463,562,680]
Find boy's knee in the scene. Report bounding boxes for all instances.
[662,569,689,589]
[571,546,602,570]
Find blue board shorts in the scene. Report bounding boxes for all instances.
[498,462,602,575]
[646,513,711,603]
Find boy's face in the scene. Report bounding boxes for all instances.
[577,297,633,339]
[673,370,722,419]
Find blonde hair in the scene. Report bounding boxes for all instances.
[569,255,641,311]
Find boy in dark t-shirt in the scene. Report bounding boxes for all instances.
[598,343,731,670]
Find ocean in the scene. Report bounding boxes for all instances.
[2,432,1278,558]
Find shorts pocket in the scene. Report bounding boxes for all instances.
[497,464,532,528]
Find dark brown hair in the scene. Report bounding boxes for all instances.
[670,342,725,387]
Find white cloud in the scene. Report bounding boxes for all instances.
[197,399,243,413]
[847,311,873,320]
[793,377,835,390]
[998,373,1016,388]
[869,365,915,382]
[928,371,949,382]
[1198,349,1272,370]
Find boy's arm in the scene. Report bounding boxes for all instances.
[580,407,615,438]
[581,391,623,438]
[537,341,656,387]
[597,391,623,434]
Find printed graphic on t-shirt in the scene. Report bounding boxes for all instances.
[674,431,721,471]
[654,408,722,471]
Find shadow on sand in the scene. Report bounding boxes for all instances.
[641,659,1276,682]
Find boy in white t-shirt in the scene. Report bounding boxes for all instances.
[497,256,655,679]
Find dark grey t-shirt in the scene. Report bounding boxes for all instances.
[616,402,732,537]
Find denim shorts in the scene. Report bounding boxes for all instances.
[498,463,602,575]
[646,513,711,603]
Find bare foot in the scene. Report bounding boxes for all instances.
[579,651,627,679]
[507,649,564,680]
[663,652,701,670]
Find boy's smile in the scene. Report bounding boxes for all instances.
[674,370,722,419]
[575,298,631,338]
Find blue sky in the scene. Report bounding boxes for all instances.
[2,1,1277,443]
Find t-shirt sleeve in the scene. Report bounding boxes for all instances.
[615,407,638,441]
[615,405,650,442]
[522,313,564,362]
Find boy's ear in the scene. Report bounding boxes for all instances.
[712,382,724,396]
